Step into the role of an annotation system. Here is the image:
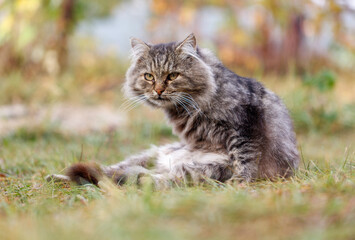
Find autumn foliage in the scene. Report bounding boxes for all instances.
[0,0,354,76]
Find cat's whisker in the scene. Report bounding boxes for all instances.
[174,92,198,107]
[179,97,198,112]
[169,93,195,116]
[173,102,180,113]
[120,94,145,105]
[169,94,191,115]
[124,97,147,112]
[168,96,180,113]
[173,92,205,117]
[179,96,199,112]
[121,96,146,111]
[121,95,148,113]
[123,101,145,113]
[119,95,146,111]
[184,97,206,118]
[175,97,192,116]
[179,93,203,113]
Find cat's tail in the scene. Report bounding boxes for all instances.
[66,162,103,186]
[46,162,128,186]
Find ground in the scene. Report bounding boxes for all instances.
[0,74,354,240]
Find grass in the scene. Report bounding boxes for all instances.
[0,74,354,240]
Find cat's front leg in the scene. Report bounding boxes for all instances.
[110,145,159,169]
[103,146,161,184]
[226,132,261,182]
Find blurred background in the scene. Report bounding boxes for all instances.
[1,2,355,239]
[0,0,354,136]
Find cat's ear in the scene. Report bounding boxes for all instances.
[130,37,150,57]
[175,33,197,52]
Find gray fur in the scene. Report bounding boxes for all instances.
[49,34,299,188]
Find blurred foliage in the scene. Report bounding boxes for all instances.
[290,70,355,133]
[0,0,122,75]
[0,53,127,104]
[303,70,337,92]
[0,0,354,76]
[150,0,355,74]
[0,0,354,134]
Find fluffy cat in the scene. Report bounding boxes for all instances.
[47,34,299,188]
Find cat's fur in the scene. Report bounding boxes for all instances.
[47,34,299,188]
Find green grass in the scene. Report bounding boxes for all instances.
[0,74,354,240]
[0,118,354,240]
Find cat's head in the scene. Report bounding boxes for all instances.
[124,34,216,110]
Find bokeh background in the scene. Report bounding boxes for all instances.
[0,1,355,240]
[0,0,354,135]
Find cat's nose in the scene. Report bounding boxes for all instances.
[155,88,165,96]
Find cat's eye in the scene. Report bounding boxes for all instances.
[144,73,155,82]
[167,72,179,81]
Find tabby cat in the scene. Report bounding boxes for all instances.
[47,34,299,188]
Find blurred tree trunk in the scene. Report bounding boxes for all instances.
[282,14,305,73]
[55,0,75,72]
[260,13,306,74]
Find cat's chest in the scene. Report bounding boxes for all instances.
[168,113,225,151]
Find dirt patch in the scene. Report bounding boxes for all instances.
[0,104,127,136]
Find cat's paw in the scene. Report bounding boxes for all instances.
[226,173,251,184]
[227,164,254,184]
[225,177,248,188]
[230,159,258,183]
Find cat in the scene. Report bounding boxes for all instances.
[46,33,300,188]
